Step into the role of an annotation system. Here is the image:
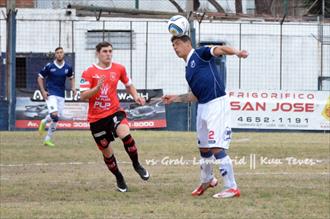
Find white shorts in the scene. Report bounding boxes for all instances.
[46,95,65,117]
[196,96,232,149]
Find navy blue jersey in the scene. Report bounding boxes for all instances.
[185,47,226,104]
[39,61,74,98]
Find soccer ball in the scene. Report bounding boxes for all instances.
[167,15,190,37]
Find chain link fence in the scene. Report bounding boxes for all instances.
[0,17,329,100]
[199,21,330,90]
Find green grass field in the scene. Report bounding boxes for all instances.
[0,131,329,219]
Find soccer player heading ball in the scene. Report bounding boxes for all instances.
[162,35,248,198]
[80,41,149,192]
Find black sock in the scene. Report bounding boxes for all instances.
[122,134,139,166]
[103,154,123,179]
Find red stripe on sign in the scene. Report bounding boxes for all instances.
[16,119,167,129]
[16,120,90,129]
[16,120,40,128]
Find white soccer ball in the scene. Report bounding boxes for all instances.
[167,15,190,37]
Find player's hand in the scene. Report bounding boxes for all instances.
[96,75,105,89]
[41,90,48,100]
[237,50,249,58]
[135,96,145,106]
[162,95,177,104]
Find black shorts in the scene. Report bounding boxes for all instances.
[89,111,127,149]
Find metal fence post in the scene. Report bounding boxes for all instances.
[130,21,133,79]
[102,20,105,41]
[145,21,148,90]
[59,20,62,46]
[6,0,17,131]
[280,21,283,90]
[239,23,242,89]
[189,19,197,132]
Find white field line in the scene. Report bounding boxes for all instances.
[0,161,100,167]
[236,172,329,176]
[232,138,250,142]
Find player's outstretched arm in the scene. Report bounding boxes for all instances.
[126,84,145,105]
[213,46,249,58]
[162,92,197,104]
[80,75,105,101]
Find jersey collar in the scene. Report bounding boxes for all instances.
[93,63,112,70]
[53,60,65,69]
[185,49,195,66]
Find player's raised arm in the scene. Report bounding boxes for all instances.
[212,46,249,58]
[125,84,145,106]
[120,64,145,106]
[80,75,105,101]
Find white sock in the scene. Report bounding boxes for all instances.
[200,156,214,184]
[43,115,51,123]
[45,122,57,141]
[218,155,237,189]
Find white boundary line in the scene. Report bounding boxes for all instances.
[235,172,329,175]
[0,162,98,167]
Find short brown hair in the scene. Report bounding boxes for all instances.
[171,35,192,44]
[96,41,113,52]
[55,47,63,52]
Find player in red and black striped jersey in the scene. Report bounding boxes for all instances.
[80,41,149,192]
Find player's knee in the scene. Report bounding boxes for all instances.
[97,143,109,151]
[99,145,113,157]
[213,150,227,159]
[96,139,111,152]
[122,134,133,144]
[50,113,59,122]
[211,147,223,154]
[116,127,130,139]
[200,150,213,158]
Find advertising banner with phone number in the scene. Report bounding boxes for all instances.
[15,89,166,129]
[228,90,330,130]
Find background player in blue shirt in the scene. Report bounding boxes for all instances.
[37,47,76,147]
[163,35,248,198]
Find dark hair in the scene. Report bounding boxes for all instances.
[96,41,113,52]
[171,35,192,44]
[55,47,63,52]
